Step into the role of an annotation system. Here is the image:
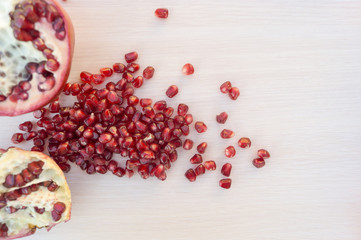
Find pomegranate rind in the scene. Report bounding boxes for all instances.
[0,0,75,116]
[0,147,71,239]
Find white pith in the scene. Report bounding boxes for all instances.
[0,0,69,107]
[0,148,71,238]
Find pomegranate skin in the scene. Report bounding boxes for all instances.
[0,0,75,116]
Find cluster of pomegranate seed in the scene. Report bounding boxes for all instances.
[220,81,240,100]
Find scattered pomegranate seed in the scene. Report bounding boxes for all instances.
[224,146,236,158]
[100,67,113,77]
[238,137,251,148]
[125,51,138,63]
[257,149,270,159]
[221,163,232,177]
[229,87,240,100]
[216,112,228,124]
[190,154,202,164]
[177,104,189,116]
[219,178,232,189]
[113,63,126,73]
[166,85,178,98]
[155,8,169,19]
[80,71,92,83]
[196,142,207,154]
[91,74,105,85]
[253,158,265,168]
[185,169,196,182]
[220,81,232,93]
[183,139,194,150]
[194,121,207,133]
[220,129,235,139]
[204,161,216,171]
[19,121,33,132]
[143,66,155,79]
[195,164,205,176]
[182,63,194,75]
[12,133,24,144]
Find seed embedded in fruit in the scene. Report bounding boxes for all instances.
[204,161,216,171]
[185,169,196,182]
[253,157,265,168]
[225,146,236,158]
[195,121,207,133]
[166,85,178,98]
[216,112,228,124]
[182,63,194,75]
[197,142,207,154]
[220,81,232,93]
[155,8,169,18]
[238,137,251,148]
[221,163,232,177]
[219,178,232,189]
[220,129,235,139]
[257,149,270,159]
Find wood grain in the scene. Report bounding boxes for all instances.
[3,0,361,239]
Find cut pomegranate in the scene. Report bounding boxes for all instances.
[220,81,232,93]
[238,137,251,148]
[166,85,178,98]
[257,149,270,159]
[196,142,207,154]
[216,112,228,124]
[155,8,169,19]
[182,63,194,75]
[220,129,235,139]
[204,161,216,171]
[253,157,265,168]
[195,121,207,133]
[184,169,196,182]
[219,178,232,189]
[0,0,74,116]
[229,87,240,100]
[221,163,232,177]
[0,147,71,239]
[225,146,236,158]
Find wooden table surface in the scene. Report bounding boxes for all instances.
[2,0,361,239]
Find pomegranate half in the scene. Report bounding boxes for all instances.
[0,147,71,239]
[0,0,74,116]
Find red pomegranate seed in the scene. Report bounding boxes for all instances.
[177,104,189,116]
[195,121,207,133]
[140,98,152,107]
[132,76,144,88]
[91,74,105,85]
[184,169,196,182]
[229,87,240,100]
[220,81,232,93]
[221,163,232,177]
[113,63,126,73]
[96,165,107,174]
[195,164,205,176]
[225,146,236,158]
[126,168,134,178]
[80,71,92,83]
[190,154,203,164]
[216,112,228,124]
[125,51,138,63]
[253,157,265,168]
[24,131,37,141]
[183,139,193,150]
[33,108,46,119]
[196,142,207,154]
[184,114,193,125]
[238,137,251,148]
[155,8,169,18]
[220,129,235,139]
[11,133,24,144]
[127,63,140,73]
[182,63,194,75]
[113,167,125,177]
[99,133,112,144]
[127,96,139,106]
[49,101,60,112]
[204,160,216,171]
[219,178,232,189]
[19,121,33,132]
[257,149,270,159]
[154,100,167,111]
[143,66,155,79]
[166,85,178,98]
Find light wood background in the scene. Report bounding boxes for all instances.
[3,0,361,239]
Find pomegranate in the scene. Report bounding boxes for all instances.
[154,8,168,19]
[0,147,71,239]
[0,0,74,116]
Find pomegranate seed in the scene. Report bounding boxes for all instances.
[195,164,205,176]
[96,165,107,174]
[257,149,270,159]
[138,164,150,179]
[107,91,121,103]
[33,108,46,119]
[196,142,207,154]
[140,98,152,107]
[229,87,240,100]
[155,8,169,18]
[238,137,251,148]
[154,100,167,111]
[100,67,113,77]
[225,146,236,158]
[19,121,33,132]
[221,163,232,177]
[125,51,138,63]
[127,63,140,73]
[142,66,155,79]
[99,133,112,144]
[219,179,232,189]
[184,169,196,182]
[126,168,134,178]
[3,175,15,188]
[204,161,216,171]
[91,74,105,85]
[190,154,203,164]
[113,167,125,177]
[216,112,228,124]
[24,131,37,141]
[80,71,92,83]
[195,121,207,133]
[183,139,193,150]
[127,96,139,106]
[166,85,178,98]
[132,76,144,88]
[182,63,194,75]
[220,129,235,139]
[220,81,232,93]
[177,104,189,116]
[113,63,126,73]
[49,101,60,112]
[11,133,24,144]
